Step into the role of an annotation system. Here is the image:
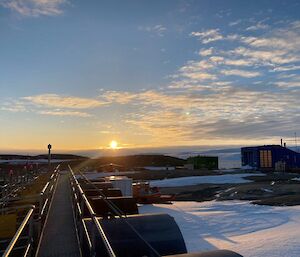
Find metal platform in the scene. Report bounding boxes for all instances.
[36,172,81,257]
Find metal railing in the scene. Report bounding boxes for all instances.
[0,165,60,257]
[69,166,163,257]
[2,205,35,257]
[36,165,60,236]
[69,166,117,257]
[0,170,44,210]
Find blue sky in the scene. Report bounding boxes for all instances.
[0,0,300,151]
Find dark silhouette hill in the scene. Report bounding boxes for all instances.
[0,154,87,160]
[94,155,186,167]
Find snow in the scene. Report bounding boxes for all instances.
[150,173,264,187]
[78,171,136,180]
[241,165,254,170]
[139,200,300,257]
[262,188,273,193]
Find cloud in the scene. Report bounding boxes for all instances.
[272,65,300,72]
[209,56,224,63]
[0,0,67,17]
[99,86,300,143]
[246,22,269,31]
[0,99,27,112]
[99,20,300,144]
[190,29,223,44]
[138,24,167,36]
[1,94,105,118]
[241,26,300,54]
[197,118,299,139]
[229,19,242,26]
[3,19,300,145]
[199,47,214,56]
[38,110,92,117]
[220,69,261,78]
[23,94,107,109]
[275,81,300,88]
[181,71,217,80]
[223,59,254,66]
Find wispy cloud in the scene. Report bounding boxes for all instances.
[199,47,214,56]
[246,22,269,31]
[138,24,167,36]
[1,94,105,118]
[220,69,261,78]
[229,19,242,26]
[23,94,107,109]
[0,100,27,112]
[38,110,92,117]
[0,0,67,17]
[97,20,300,144]
[190,29,223,44]
[99,85,300,144]
[3,18,300,145]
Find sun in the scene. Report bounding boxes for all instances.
[109,140,118,149]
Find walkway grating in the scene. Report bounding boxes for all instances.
[36,172,81,257]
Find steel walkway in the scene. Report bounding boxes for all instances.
[36,172,81,257]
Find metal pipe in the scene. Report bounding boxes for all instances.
[3,206,35,257]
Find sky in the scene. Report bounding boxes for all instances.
[0,0,300,152]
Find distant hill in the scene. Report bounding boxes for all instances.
[94,154,186,167]
[0,154,88,160]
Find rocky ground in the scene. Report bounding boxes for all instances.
[157,171,300,206]
[127,168,220,180]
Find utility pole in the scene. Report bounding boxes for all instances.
[295,132,298,153]
[48,144,52,171]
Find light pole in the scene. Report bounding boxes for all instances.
[48,144,52,171]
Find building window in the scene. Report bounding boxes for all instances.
[260,150,272,168]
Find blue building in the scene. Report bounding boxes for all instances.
[241,145,300,171]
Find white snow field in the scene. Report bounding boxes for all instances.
[139,200,300,257]
[150,173,264,187]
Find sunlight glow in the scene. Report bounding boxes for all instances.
[109,140,118,149]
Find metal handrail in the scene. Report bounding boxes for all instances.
[2,206,35,257]
[1,165,60,257]
[40,182,50,196]
[77,171,126,218]
[38,165,60,218]
[69,166,162,257]
[0,166,59,208]
[69,166,116,257]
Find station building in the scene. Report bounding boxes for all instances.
[187,156,218,170]
[241,145,300,171]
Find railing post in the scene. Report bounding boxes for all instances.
[90,231,96,257]
[28,213,34,257]
[37,192,43,237]
[79,195,85,245]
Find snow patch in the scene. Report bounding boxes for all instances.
[139,201,300,257]
[292,177,300,182]
[150,173,264,187]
